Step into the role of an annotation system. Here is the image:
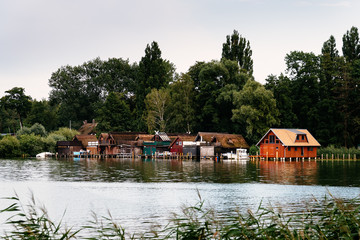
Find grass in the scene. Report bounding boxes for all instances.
[317,145,360,159]
[1,191,360,239]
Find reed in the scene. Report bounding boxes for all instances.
[1,192,360,239]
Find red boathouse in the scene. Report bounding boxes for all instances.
[256,129,321,159]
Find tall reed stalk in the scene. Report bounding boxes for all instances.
[1,192,360,239]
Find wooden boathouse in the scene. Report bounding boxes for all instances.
[256,128,321,159]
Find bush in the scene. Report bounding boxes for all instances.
[249,145,259,155]
[30,123,47,137]
[52,127,79,141]
[16,126,32,136]
[0,136,20,158]
[18,134,45,157]
[44,133,66,153]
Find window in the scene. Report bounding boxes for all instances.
[276,140,280,144]
[288,147,291,151]
[269,135,275,143]
[296,135,299,140]
[295,147,298,151]
[308,147,313,151]
[302,135,305,140]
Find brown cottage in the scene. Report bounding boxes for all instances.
[256,128,321,159]
[195,132,249,157]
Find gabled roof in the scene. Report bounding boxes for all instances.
[195,132,249,149]
[153,132,171,142]
[73,135,98,148]
[256,128,321,147]
[78,120,97,135]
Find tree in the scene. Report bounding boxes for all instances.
[232,79,279,144]
[135,41,175,131]
[342,26,360,62]
[318,35,343,145]
[145,88,170,133]
[167,74,195,133]
[285,51,320,131]
[1,87,32,129]
[222,30,253,75]
[193,61,229,132]
[49,57,137,129]
[265,74,297,128]
[96,92,132,132]
[25,100,58,131]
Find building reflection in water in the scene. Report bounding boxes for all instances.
[258,160,318,185]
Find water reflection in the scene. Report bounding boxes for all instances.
[2,158,360,235]
[2,158,360,186]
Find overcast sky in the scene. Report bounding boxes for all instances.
[1,0,359,100]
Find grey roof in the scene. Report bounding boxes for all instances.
[157,132,171,142]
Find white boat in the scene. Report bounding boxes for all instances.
[222,149,249,161]
[36,152,54,158]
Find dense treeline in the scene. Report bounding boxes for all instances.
[1,28,359,147]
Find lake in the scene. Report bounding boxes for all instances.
[1,158,360,236]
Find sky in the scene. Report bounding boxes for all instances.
[1,0,359,100]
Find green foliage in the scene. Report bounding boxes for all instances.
[44,133,66,153]
[25,100,58,131]
[317,145,360,157]
[16,126,32,136]
[49,57,137,129]
[96,92,132,132]
[18,134,45,157]
[145,88,171,133]
[2,193,360,239]
[17,123,47,137]
[1,193,79,240]
[30,123,47,137]
[1,87,32,129]
[249,145,259,156]
[222,30,253,75]
[52,127,79,141]
[232,79,280,144]
[135,41,175,131]
[167,74,196,133]
[0,136,20,158]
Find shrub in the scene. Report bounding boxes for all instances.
[249,145,259,155]
[52,127,79,141]
[44,133,66,153]
[0,136,20,158]
[30,123,47,137]
[18,134,45,157]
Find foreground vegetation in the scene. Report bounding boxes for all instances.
[1,193,360,239]
[0,125,78,158]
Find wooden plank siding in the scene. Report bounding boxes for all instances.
[257,129,320,159]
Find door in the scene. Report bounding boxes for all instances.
[301,147,304,156]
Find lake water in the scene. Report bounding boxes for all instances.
[1,158,360,236]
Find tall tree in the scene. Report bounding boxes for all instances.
[318,35,343,145]
[342,27,360,62]
[167,74,195,133]
[338,26,360,146]
[232,79,279,144]
[222,30,253,75]
[285,51,320,131]
[25,100,58,131]
[96,92,132,132]
[145,88,170,133]
[1,87,32,129]
[49,57,136,129]
[265,74,296,128]
[135,41,175,131]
